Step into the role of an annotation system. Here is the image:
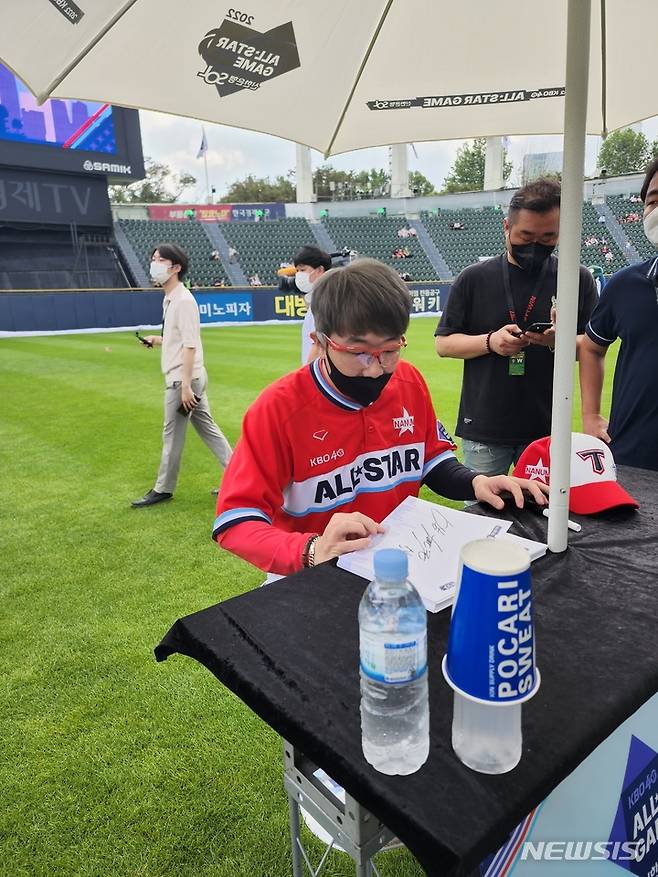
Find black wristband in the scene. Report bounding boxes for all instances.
[485,331,494,354]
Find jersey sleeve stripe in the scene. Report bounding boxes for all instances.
[422,449,456,478]
[212,508,272,538]
[586,322,615,345]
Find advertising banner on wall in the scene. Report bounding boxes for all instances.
[146,202,286,222]
[0,168,112,226]
[195,291,253,323]
[230,202,286,221]
[147,203,232,222]
[0,283,451,334]
[409,282,448,315]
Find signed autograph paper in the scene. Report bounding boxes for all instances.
[337,497,519,612]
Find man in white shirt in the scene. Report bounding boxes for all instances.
[132,243,232,508]
[294,245,332,365]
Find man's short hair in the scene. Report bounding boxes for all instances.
[150,243,189,280]
[640,157,658,202]
[293,245,332,272]
[312,258,411,339]
[508,177,561,224]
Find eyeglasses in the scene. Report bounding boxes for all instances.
[321,334,407,367]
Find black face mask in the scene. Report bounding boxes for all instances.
[325,352,392,406]
[510,241,555,273]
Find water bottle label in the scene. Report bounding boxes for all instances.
[360,631,427,683]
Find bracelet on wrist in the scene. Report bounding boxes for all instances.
[485,331,494,354]
[301,534,319,568]
[307,535,319,567]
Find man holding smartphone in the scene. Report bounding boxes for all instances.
[131,243,232,508]
[435,177,597,477]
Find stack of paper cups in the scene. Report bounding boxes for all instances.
[442,539,541,774]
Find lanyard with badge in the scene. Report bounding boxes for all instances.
[501,255,552,376]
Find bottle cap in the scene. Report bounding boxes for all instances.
[373,548,408,582]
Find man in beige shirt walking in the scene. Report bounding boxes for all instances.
[132,243,232,508]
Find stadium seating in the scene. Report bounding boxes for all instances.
[606,195,654,261]
[117,218,230,287]
[0,226,126,290]
[422,207,506,276]
[109,200,645,294]
[579,201,626,273]
[322,215,437,280]
[221,217,316,285]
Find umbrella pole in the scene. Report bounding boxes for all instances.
[548,0,592,552]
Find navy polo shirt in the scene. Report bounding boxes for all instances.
[586,256,658,470]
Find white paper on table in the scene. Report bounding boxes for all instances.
[498,532,548,561]
[336,496,513,613]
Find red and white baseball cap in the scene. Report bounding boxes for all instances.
[512,432,639,514]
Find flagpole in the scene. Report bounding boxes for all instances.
[204,150,210,203]
[202,127,211,203]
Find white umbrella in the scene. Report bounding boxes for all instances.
[2,0,654,548]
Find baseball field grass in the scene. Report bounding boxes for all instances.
[0,318,617,877]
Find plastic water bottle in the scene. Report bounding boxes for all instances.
[359,548,429,775]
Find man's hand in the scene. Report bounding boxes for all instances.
[583,413,611,443]
[143,335,162,347]
[315,512,385,564]
[524,327,556,348]
[472,474,549,510]
[181,385,199,411]
[489,324,529,356]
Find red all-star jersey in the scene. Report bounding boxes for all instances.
[213,358,456,574]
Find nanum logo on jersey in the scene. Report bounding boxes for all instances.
[284,443,424,515]
[393,408,414,436]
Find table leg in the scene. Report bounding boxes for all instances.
[287,791,304,877]
[356,858,374,877]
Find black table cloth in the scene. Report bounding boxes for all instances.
[156,465,658,876]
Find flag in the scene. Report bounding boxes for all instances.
[196,129,208,159]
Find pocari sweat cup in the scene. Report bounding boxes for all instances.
[442,539,541,774]
[443,539,540,703]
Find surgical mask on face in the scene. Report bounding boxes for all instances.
[643,209,658,246]
[150,261,171,284]
[510,241,555,273]
[295,271,314,296]
[325,352,392,406]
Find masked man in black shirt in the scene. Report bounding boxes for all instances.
[435,177,597,478]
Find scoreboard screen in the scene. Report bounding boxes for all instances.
[0,62,144,181]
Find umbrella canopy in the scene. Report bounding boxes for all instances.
[2,0,655,550]
[0,0,656,154]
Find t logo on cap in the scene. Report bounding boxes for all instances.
[576,448,607,474]
[512,433,639,515]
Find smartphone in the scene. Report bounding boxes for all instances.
[524,321,553,334]
[135,331,153,348]
[177,394,201,416]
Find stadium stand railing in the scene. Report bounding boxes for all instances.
[421,207,506,277]
[117,218,230,287]
[579,200,626,273]
[322,215,438,281]
[220,217,316,285]
[606,194,654,261]
[0,226,127,290]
